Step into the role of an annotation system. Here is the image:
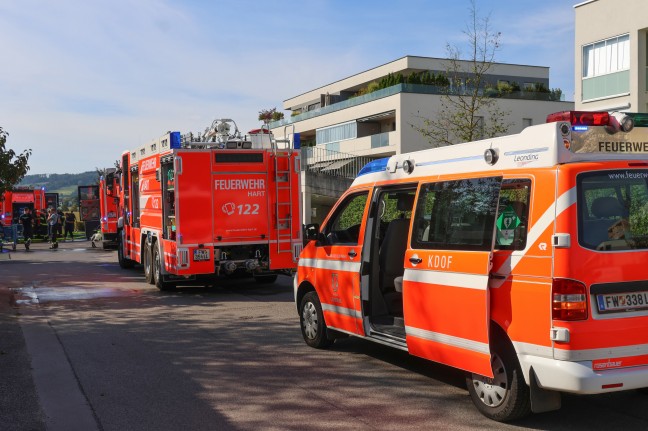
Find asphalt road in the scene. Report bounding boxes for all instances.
[3,240,648,430]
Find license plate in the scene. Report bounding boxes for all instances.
[193,249,210,261]
[597,291,648,313]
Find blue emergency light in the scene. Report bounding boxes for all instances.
[357,157,389,177]
[170,131,181,149]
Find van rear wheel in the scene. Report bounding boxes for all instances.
[466,343,531,422]
[299,291,333,349]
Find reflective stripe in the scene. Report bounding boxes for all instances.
[321,303,362,319]
[299,258,361,273]
[406,326,490,355]
[403,268,489,290]
[554,342,648,362]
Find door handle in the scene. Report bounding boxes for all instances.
[348,250,357,258]
[409,257,422,264]
[490,273,507,280]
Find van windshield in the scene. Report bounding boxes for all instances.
[578,169,648,251]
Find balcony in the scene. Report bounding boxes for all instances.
[271,83,566,128]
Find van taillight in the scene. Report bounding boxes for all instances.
[552,278,588,321]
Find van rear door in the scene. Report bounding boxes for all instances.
[403,176,502,377]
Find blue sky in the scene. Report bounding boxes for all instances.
[0,0,576,174]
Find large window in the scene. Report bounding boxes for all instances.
[578,170,648,251]
[412,177,501,251]
[582,34,630,101]
[316,121,357,146]
[583,34,630,78]
[322,192,368,245]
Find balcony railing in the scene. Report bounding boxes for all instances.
[271,83,567,128]
[301,146,376,180]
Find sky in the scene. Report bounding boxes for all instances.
[0,0,577,175]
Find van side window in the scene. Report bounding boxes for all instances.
[323,192,368,245]
[495,179,531,250]
[412,177,501,251]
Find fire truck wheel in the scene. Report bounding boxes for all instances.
[118,241,135,269]
[299,291,333,349]
[144,245,155,284]
[253,274,278,284]
[153,246,176,291]
[465,341,531,422]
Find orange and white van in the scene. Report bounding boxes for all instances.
[295,111,648,421]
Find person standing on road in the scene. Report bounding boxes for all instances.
[47,208,59,249]
[56,208,64,239]
[64,211,76,241]
[18,207,34,250]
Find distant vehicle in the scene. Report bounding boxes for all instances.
[78,185,100,239]
[98,168,119,249]
[1,186,47,237]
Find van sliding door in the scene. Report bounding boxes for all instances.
[403,176,502,377]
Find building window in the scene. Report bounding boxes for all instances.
[582,34,630,101]
[583,34,630,78]
[316,121,357,146]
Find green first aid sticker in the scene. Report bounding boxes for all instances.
[496,204,521,245]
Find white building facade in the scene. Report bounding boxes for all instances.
[575,0,648,112]
[270,55,573,224]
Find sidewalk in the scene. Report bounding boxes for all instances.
[0,284,46,430]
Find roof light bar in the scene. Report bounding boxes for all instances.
[546,111,610,127]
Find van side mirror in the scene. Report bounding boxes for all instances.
[304,223,321,243]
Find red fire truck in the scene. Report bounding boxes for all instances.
[116,118,302,290]
[1,186,47,229]
[78,184,100,239]
[98,168,119,249]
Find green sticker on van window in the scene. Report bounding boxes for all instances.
[496,204,521,245]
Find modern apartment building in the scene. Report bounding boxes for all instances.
[270,55,573,223]
[574,0,648,112]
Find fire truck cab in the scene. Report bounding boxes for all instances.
[117,118,302,290]
[296,111,648,421]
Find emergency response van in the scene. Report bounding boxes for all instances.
[116,118,302,290]
[296,111,648,421]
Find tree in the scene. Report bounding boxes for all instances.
[0,127,31,198]
[411,0,511,147]
[258,108,285,124]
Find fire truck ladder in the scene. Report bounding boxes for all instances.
[273,126,296,257]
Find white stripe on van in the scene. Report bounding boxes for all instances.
[299,258,362,273]
[321,303,362,319]
[404,268,489,290]
[405,326,490,354]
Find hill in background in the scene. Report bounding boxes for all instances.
[19,171,100,210]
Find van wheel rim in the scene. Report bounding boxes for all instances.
[302,302,318,340]
[471,353,508,408]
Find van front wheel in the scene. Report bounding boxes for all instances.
[299,291,333,349]
[466,344,531,422]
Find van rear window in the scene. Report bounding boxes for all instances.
[578,170,648,251]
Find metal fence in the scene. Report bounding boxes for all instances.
[301,146,377,180]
